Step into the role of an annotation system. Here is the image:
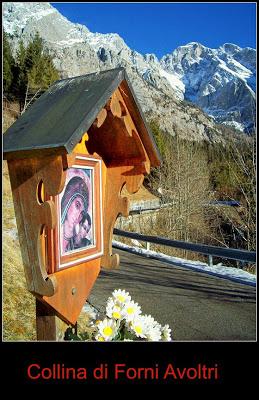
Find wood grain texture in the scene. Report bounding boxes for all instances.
[87,88,150,169]
[36,299,59,341]
[42,258,101,325]
[7,155,66,296]
[92,108,108,128]
[100,165,145,269]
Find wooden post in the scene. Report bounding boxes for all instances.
[36,299,58,341]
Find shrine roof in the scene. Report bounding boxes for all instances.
[3,67,161,166]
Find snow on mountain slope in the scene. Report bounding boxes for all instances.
[3,2,256,134]
[3,2,55,35]
[159,69,185,100]
[161,42,256,132]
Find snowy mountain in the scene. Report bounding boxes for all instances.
[3,2,256,135]
[161,42,256,132]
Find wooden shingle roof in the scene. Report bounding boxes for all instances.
[3,67,161,166]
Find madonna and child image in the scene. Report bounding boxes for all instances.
[60,168,93,255]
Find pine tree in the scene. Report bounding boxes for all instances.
[25,32,44,71]
[25,32,59,90]
[28,53,59,90]
[10,32,59,106]
[12,40,28,98]
[3,31,15,94]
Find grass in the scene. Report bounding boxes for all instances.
[3,161,37,340]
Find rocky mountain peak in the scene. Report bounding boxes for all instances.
[219,43,242,55]
[3,2,256,135]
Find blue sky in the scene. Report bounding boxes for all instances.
[51,2,256,58]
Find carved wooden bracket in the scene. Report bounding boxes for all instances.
[83,88,152,269]
[7,155,68,296]
[92,108,108,128]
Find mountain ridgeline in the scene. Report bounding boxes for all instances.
[3,3,256,263]
[3,2,256,140]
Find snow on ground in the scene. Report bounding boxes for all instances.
[112,240,256,287]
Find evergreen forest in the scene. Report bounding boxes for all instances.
[3,30,59,109]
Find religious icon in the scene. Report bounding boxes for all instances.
[60,168,93,255]
[47,154,103,272]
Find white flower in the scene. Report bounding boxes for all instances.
[139,315,162,341]
[79,289,173,343]
[97,318,118,341]
[106,302,124,321]
[122,300,142,322]
[145,325,162,341]
[141,314,156,327]
[112,289,131,304]
[161,324,172,341]
[129,316,147,339]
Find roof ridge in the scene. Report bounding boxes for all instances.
[54,67,125,85]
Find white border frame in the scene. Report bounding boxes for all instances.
[56,155,103,270]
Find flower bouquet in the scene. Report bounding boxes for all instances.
[66,289,172,342]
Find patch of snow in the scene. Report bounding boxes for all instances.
[131,239,143,248]
[86,32,128,53]
[112,240,256,287]
[55,38,85,47]
[218,58,253,83]
[221,121,245,132]
[227,58,253,80]
[3,5,55,34]
[159,69,185,99]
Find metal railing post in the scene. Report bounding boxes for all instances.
[208,255,213,267]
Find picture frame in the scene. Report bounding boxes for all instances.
[46,154,103,272]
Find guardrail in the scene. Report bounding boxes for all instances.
[128,198,241,215]
[113,228,256,266]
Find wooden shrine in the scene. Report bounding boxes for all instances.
[3,67,161,337]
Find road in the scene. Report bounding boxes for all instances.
[89,248,256,341]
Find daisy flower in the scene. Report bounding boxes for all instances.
[141,314,156,327]
[106,302,124,321]
[161,324,172,341]
[139,315,162,341]
[112,289,131,304]
[122,300,142,322]
[145,325,162,341]
[129,316,147,339]
[97,318,118,341]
